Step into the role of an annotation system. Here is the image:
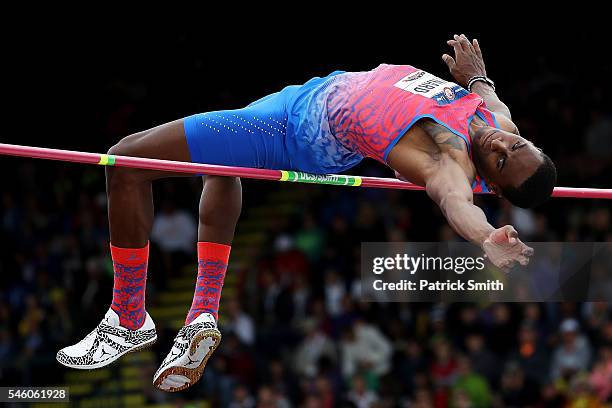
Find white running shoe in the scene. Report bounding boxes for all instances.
[56,308,157,369]
[153,313,221,392]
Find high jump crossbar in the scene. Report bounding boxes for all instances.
[0,143,610,200]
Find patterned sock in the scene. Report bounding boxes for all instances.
[186,242,231,325]
[110,242,149,330]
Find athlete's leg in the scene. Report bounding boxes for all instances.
[106,119,192,248]
[198,175,242,244]
[57,119,195,370]
[183,176,242,322]
[60,86,290,383]
[103,119,199,335]
[153,176,241,392]
[153,99,291,391]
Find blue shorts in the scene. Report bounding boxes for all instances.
[184,88,293,171]
[183,71,363,175]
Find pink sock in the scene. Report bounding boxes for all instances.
[110,242,149,330]
[186,242,230,324]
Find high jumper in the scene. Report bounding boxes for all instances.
[5,34,564,392]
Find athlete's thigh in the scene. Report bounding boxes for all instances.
[109,119,192,178]
[114,119,190,160]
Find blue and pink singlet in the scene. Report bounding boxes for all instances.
[184,64,497,192]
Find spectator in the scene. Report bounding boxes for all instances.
[538,382,567,408]
[464,332,499,384]
[223,334,257,388]
[589,345,612,403]
[598,320,612,347]
[486,303,518,357]
[511,321,550,383]
[410,387,435,408]
[582,302,611,341]
[265,358,299,403]
[291,274,310,322]
[272,234,309,283]
[314,375,335,408]
[301,395,323,408]
[46,288,73,346]
[341,319,393,379]
[294,212,325,263]
[394,338,427,397]
[430,337,458,407]
[256,385,289,408]
[150,200,196,255]
[201,354,237,406]
[324,270,345,317]
[451,354,492,408]
[550,318,592,381]
[294,319,337,378]
[499,361,540,407]
[346,375,379,408]
[223,298,256,346]
[229,384,256,408]
[450,388,474,408]
[566,373,601,408]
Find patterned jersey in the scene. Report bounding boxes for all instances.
[285,64,496,193]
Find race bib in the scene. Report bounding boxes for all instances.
[394,70,468,105]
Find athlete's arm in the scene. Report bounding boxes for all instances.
[424,158,532,272]
[442,34,514,122]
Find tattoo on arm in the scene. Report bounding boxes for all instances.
[417,121,466,152]
[435,134,467,151]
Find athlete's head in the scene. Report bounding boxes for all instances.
[471,127,557,208]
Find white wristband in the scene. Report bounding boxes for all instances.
[467,76,495,92]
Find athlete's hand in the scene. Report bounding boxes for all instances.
[442,34,487,88]
[482,225,533,273]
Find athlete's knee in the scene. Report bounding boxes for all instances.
[105,135,146,187]
[107,133,143,157]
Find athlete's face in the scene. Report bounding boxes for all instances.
[471,127,543,195]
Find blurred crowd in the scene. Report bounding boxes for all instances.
[1,32,611,407]
[1,160,611,407]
